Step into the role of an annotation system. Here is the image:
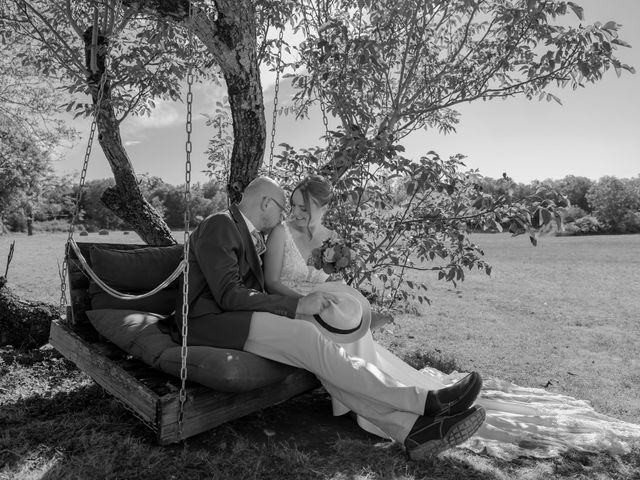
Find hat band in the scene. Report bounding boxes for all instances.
[313,314,362,335]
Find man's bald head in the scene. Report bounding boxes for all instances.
[242,176,284,201]
[237,176,287,232]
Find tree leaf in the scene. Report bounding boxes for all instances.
[537,207,552,225]
[612,39,632,48]
[568,2,584,20]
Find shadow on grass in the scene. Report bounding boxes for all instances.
[2,347,639,479]
[401,347,460,374]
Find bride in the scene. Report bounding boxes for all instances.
[264,174,640,459]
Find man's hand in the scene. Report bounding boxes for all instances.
[296,291,339,317]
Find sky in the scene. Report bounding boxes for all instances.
[55,0,640,186]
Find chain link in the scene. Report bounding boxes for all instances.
[319,96,329,140]
[319,95,334,164]
[178,0,195,438]
[267,28,284,176]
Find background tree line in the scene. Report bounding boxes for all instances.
[3,171,638,236]
[474,174,640,235]
[2,175,227,233]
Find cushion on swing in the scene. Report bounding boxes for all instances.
[156,346,295,393]
[88,245,183,315]
[90,292,177,316]
[87,309,175,365]
[86,309,297,392]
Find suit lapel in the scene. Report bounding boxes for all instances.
[229,205,265,289]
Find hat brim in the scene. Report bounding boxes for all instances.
[305,281,371,344]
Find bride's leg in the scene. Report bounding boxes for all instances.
[340,331,449,391]
[245,312,428,437]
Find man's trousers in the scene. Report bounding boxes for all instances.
[244,312,427,442]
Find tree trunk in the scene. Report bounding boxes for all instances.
[121,0,266,204]
[0,282,55,348]
[83,28,175,246]
[192,1,265,203]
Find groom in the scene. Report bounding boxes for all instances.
[175,176,485,460]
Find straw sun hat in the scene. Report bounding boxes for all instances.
[301,282,371,344]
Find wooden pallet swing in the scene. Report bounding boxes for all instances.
[49,242,319,445]
[48,3,318,444]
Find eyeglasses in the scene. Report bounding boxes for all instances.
[267,196,289,215]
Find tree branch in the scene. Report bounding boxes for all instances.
[63,0,84,37]
[18,0,85,73]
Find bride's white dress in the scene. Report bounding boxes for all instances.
[278,223,640,459]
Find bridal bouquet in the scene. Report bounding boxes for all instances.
[309,237,354,275]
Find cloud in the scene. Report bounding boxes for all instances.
[124,140,142,146]
[193,82,228,114]
[127,100,183,131]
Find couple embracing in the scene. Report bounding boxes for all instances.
[174,175,485,461]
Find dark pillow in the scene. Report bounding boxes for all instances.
[90,289,178,315]
[89,244,183,291]
[88,244,183,312]
[86,309,297,392]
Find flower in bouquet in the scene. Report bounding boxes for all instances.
[309,237,354,275]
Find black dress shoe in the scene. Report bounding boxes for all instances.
[405,405,486,461]
[425,371,483,418]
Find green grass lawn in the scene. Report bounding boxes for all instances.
[1,231,639,479]
[393,233,640,424]
[0,231,149,304]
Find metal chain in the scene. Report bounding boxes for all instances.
[55,0,171,439]
[178,0,195,438]
[59,59,110,323]
[267,28,284,176]
[319,96,329,145]
[59,0,123,322]
[318,94,335,170]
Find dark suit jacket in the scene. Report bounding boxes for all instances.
[175,204,299,349]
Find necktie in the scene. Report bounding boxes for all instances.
[251,230,266,256]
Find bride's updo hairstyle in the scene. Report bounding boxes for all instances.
[291,175,333,239]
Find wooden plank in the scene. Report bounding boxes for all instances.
[156,370,320,444]
[49,319,160,427]
[135,375,175,392]
[68,270,89,288]
[72,322,101,340]
[69,287,89,303]
[69,256,91,325]
[91,341,129,359]
[69,288,91,318]
[80,339,183,395]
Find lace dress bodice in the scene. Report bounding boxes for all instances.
[280,222,329,295]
